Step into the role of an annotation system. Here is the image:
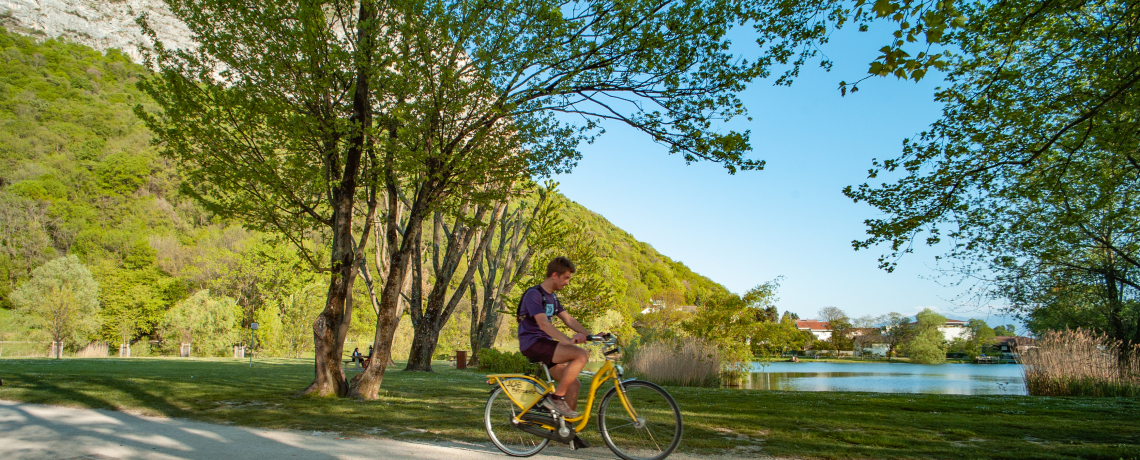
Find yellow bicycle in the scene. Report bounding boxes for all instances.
[484,334,682,460]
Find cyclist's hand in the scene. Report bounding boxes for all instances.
[572,333,588,344]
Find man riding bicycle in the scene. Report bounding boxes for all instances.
[517,256,591,420]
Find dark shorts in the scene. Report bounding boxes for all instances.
[521,337,559,367]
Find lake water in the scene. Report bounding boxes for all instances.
[741,362,1027,395]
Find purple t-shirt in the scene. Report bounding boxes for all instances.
[517,285,564,352]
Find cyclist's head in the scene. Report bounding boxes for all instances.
[546,256,576,278]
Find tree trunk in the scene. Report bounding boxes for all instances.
[404,202,503,372]
[406,317,444,372]
[348,175,432,398]
[302,0,375,398]
[467,190,548,366]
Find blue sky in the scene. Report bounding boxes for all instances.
[553,26,1019,328]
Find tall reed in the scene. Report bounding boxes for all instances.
[627,339,721,387]
[1017,329,1140,397]
[75,342,109,358]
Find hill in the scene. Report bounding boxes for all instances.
[0,27,729,354]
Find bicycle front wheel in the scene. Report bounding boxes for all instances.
[598,380,683,460]
[484,387,550,457]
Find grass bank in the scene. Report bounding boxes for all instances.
[1,358,1137,459]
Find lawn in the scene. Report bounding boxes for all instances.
[1,357,1137,459]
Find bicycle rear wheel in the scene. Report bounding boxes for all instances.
[485,387,550,457]
[598,380,683,460]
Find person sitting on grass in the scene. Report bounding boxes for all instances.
[517,256,592,420]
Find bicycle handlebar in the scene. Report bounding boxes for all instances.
[586,333,614,342]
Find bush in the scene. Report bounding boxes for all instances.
[1019,329,1140,397]
[478,348,534,374]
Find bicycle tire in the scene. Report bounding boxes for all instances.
[598,380,683,460]
[484,387,550,457]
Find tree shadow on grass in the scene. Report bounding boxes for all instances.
[14,373,190,418]
[2,400,344,460]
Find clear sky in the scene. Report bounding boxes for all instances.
[553,26,1018,328]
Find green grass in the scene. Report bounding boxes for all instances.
[2,358,1138,459]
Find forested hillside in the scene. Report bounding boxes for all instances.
[0,28,728,356]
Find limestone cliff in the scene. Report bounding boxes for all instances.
[0,0,192,63]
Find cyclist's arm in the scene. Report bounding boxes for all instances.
[533,313,576,343]
[556,310,590,338]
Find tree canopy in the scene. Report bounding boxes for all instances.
[10,255,101,348]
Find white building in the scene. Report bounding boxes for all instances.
[939,319,969,342]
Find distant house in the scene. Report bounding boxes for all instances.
[995,336,1036,353]
[639,301,698,315]
[795,320,831,341]
[939,319,969,342]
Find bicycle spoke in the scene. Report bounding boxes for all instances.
[599,381,682,460]
[485,387,549,457]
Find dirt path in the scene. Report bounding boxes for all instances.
[1,400,775,460]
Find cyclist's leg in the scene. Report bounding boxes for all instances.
[548,362,581,410]
[551,343,587,407]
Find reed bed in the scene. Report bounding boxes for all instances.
[75,342,109,358]
[1017,329,1140,397]
[627,339,721,387]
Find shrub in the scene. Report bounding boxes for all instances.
[478,348,534,374]
[627,338,721,387]
[1019,329,1140,397]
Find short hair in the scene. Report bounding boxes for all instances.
[546,256,576,277]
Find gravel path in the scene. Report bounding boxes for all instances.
[1,400,769,460]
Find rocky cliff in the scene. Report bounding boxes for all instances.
[0,0,191,62]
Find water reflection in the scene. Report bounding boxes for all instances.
[741,362,1026,395]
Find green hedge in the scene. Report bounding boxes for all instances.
[477,348,534,374]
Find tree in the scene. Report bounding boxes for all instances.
[0,195,58,308]
[827,0,1140,354]
[163,290,241,357]
[683,293,754,378]
[403,198,505,371]
[965,318,996,357]
[256,283,327,358]
[753,313,807,358]
[743,278,782,323]
[468,185,555,365]
[138,0,394,395]
[95,241,181,344]
[901,308,948,363]
[9,255,101,355]
[852,315,879,328]
[993,324,1016,337]
[818,306,852,354]
[141,0,773,399]
[880,312,913,361]
[525,215,619,333]
[349,0,775,398]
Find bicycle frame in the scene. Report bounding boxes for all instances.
[486,358,640,434]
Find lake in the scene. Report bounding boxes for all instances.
[741,361,1027,395]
